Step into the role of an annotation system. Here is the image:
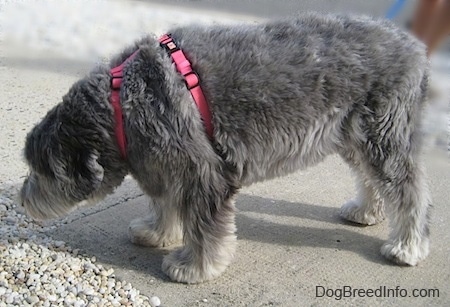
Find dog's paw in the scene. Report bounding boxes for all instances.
[380,239,429,266]
[128,217,181,247]
[340,200,385,226]
[162,248,228,284]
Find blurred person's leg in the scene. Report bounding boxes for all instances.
[425,0,450,54]
[411,0,450,55]
[411,0,440,40]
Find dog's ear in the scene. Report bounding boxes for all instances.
[51,148,105,202]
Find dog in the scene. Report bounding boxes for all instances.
[21,13,431,284]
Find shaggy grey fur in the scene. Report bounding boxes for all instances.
[21,13,431,284]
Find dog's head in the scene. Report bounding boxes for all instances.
[21,73,128,220]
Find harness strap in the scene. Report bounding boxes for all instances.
[109,35,214,160]
[159,34,214,139]
[109,50,139,159]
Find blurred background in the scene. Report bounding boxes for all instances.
[2,0,448,59]
[142,0,416,21]
[1,0,448,73]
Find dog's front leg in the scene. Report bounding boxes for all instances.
[129,196,183,247]
[162,169,238,284]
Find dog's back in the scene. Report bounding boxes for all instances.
[167,13,428,184]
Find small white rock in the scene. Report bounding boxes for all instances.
[5,293,14,304]
[123,283,132,291]
[83,287,95,296]
[48,294,58,302]
[26,295,40,304]
[16,271,25,281]
[106,280,115,289]
[150,296,161,307]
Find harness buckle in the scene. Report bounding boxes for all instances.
[184,71,200,90]
[160,34,180,54]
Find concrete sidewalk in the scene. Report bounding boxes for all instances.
[49,154,449,306]
[1,0,449,306]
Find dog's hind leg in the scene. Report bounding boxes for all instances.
[342,128,430,266]
[347,73,430,266]
[128,196,183,247]
[377,156,431,266]
[162,165,238,283]
[339,151,386,226]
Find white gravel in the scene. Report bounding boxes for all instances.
[0,183,153,306]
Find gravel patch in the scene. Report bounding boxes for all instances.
[0,183,156,306]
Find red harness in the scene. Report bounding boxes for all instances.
[109,34,214,159]
[110,50,139,159]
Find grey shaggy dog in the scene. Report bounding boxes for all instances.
[21,13,431,284]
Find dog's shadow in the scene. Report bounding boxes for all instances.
[235,194,387,264]
[49,193,388,280]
